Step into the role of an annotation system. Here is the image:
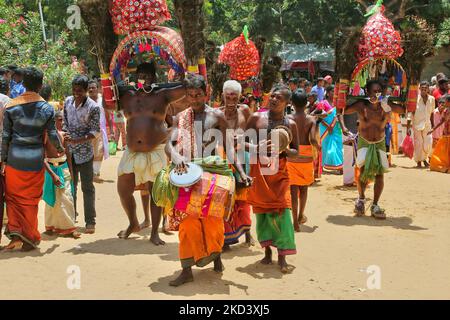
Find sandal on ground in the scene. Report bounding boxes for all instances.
[371,204,386,220]
[354,199,366,217]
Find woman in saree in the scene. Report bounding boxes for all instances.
[318,86,344,171]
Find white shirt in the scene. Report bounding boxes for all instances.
[411,94,434,131]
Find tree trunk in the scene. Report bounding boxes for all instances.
[173,0,206,68]
[77,0,118,74]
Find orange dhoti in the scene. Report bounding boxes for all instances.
[430,136,450,174]
[179,215,224,268]
[287,145,315,186]
[4,165,45,248]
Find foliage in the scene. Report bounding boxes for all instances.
[0,0,78,100]
[436,17,450,48]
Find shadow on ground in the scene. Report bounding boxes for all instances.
[326,215,427,231]
[299,225,319,233]
[64,238,180,261]
[0,244,59,260]
[236,261,295,280]
[149,269,249,297]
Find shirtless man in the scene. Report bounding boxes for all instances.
[287,89,320,232]
[116,62,186,245]
[166,75,250,287]
[246,84,300,273]
[218,80,254,251]
[345,80,406,219]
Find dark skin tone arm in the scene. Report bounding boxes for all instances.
[165,115,183,164]
[243,113,274,154]
[309,119,320,150]
[216,110,250,184]
[43,160,63,188]
[285,119,300,158]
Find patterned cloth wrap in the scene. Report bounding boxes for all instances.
[153,156,235,231]
[110,0,171,35]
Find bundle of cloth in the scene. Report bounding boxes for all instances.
[152,156,236,231]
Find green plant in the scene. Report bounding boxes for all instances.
[0,0,78,100]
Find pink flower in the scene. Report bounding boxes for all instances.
[0,19,6,24]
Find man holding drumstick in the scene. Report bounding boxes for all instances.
[165,74,251,287]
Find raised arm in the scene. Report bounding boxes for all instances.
[163,85,187,105]
[344,101,361,114]
[389,101,406,115]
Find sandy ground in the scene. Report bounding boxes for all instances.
[0,153,449,300]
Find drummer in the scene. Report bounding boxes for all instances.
[165,74,251,287]
[245,84,300,274]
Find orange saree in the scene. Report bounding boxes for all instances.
[4,165,45,248]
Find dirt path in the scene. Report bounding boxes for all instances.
[1,153,449,300]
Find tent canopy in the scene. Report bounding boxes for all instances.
[279,44,335,71]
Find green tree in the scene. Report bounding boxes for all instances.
[0,0,78,100]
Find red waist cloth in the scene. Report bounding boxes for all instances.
[247,158,292,213]
[5,165,45,246]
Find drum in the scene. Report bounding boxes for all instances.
[270,125,293,154]
[169,163,203,187]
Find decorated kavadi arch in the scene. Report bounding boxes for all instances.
[335,2,417,113]
[102,0,187,108]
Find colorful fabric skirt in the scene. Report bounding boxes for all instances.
[256,209,296,256]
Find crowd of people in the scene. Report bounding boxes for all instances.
[0,63,449,287]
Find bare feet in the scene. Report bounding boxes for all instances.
[117,224,140,239]
[423,161,430,168]
[417,162,423,168]
[139,221,151,230]
[213,256,225,273]
[293,222,301,233]
[244,232,256,247]
[299,215,308,225]
[71,231,82,239]
[21,242,36,252]
[260,247,273,265]
[278,256,292,274]
[43,230,55,236]
[169,268,194,287]
[2,239,23,252]
[150,233,166,246]
[222,244,231,252]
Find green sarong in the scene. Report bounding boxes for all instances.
[358,136,388,183]
[256,209,297,256]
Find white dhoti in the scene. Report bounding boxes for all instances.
[413,128,433,162]
[343,144,355,185]
[44,156,77,235]
[117,145,167,186]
